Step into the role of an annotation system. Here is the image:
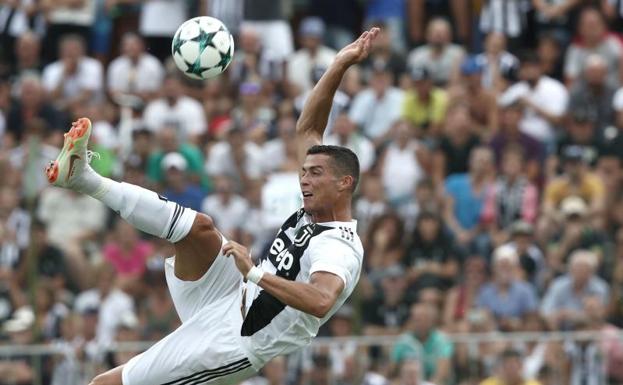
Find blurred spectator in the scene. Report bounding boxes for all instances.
[201,176,249,240]
[533,0,583,45]
[362,265,411,336]
[0,1,43,71]
[10,31,43,83]
[325,112,375,173]
[74,264,134,347]
[363,0,408,51]
[555,109,602,168]
[138,276,178,341]
[536,33,564,82]
[363,214,406,283]
[451,56,498,138]
[407,18,464,87]
[396,359,435,385]
[34,282,68,341]
[309,0,360,50]
[567,54,616,132]
[443,255,488,330]
[0,306,35,385]
[0,186,29,268]
[260,116,298,173]
[286,17,336,96]
[103,220,153,293]
[564,7,623,87]
[475,32,520,92]
[199,0,243,36]
[161,152,204,212]
[206,126,263,191]
[540,146,605,238]
[443,146,495,250]
[379,120,429,208]
[138,0,187,62]
[505,221,547,291]
[107,33,165,102]
[354,175,389,236]
[359,23,406,81]
[146,126,206,188]
[348,62,404,145]
[242,356,288,385]
[232,82,275,132]
[478,0,529,51]
[479,348,542,385]
[402,66,448,137]
[476,245,539,331]
[40,0,95,63]
[229,25,282,85]
[7,74,67,142]
[31,219,70,294]
[392,302,453,385]
[481,145,539,241]
[403,211,461,292]
[500,51,568,147]
[241,0,293,63]
[143,74,207,145]
[42,34,104,111]
[433,103,481,182]
[541,250,609,330]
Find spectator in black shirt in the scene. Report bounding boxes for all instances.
[362,265,411,336]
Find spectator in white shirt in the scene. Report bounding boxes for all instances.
[349,63,404,145]
[325,112,376,173]
[201,176,249,240]
[139,0,187,62]
[206,126,264,192]
[287,17,336,96]
[42,35,103,112]
[499,51,568,147]
[41,0,95,62]
[107,33,165,102]
[407,18,465,87]
[142,74,207,145]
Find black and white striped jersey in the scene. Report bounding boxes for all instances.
[240,208,363,366]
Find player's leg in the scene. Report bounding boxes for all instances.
[45,118,223,281]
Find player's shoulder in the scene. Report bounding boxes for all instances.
[310,223,364,258]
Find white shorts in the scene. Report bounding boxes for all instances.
[122,240,258,385]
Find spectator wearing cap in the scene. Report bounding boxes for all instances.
[401,66,448,138]
[325,112,375,173]
[142,74,207,145]
[475,32,520,92]
[505,221,547,291]
[489,100,544,182]
[349,61,405,146]
[546,195,610,279]
[407,18,465,88]
[541,250,609,330]
[479,349,542,385]
[433,103,481,182]
[540,146,605,239]
[161,152,204,212]
[567,54,617,132]
[147,126,208,190]
[554,110,603,169]
[476,245,539,331]
[499,51,568,147]
[201,176,249,240]
[42,34,104,112]
[286,17,336,96]
[481,145,539,245]
[403,211,461,292]
[452,55,498,138]
[392,302,453,385]
[565,7,623,88]
[107,33,165,103]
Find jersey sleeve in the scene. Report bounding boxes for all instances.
[307,230,361,290]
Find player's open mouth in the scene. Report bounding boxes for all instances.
[302,192,313,198]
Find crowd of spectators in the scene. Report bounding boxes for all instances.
[2,1,623,385]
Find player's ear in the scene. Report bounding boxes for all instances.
[337,175,354,192]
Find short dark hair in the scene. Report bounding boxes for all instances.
[306,145,360,192]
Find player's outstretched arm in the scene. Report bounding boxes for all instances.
[223,241,343,318]
[295,28,379,164]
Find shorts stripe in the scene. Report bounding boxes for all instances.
[159,358,251,385]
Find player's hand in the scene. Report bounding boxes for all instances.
[334,27,380,67]
[223,241,254,277]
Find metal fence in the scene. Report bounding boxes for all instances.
[0,331,619,385]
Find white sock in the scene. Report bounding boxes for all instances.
[82,168,196,243]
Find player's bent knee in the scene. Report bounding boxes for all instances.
[190,213,217,237]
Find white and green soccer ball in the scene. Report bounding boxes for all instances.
[171,16,235,80]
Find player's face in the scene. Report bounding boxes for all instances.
[300,154,341,214]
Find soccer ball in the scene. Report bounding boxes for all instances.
[171,16,235,80]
